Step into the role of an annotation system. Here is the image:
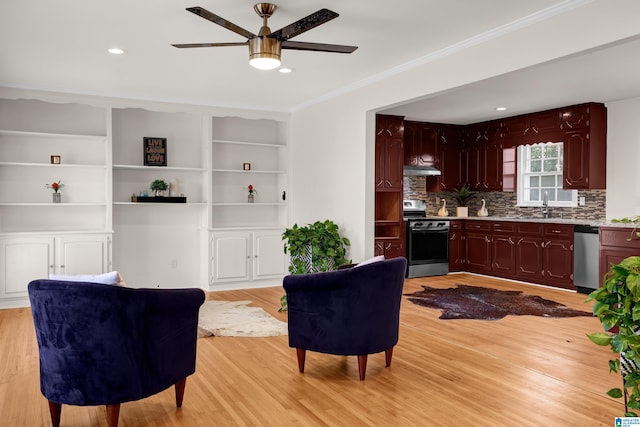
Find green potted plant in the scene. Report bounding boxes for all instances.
[150,179,168,197]
[280,220,351,311]
[612,216,640,240]
[587,256,640,415]
[452,184,476,217]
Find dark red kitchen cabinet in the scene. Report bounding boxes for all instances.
[561,105,590,130]
[449,220,465,271]
[515,222,544,282]
[439,125,464,191]
[563,130,590,189]
[491,221,516,275]
[403,121,438,167]
[599,227,640,284]
[529,110,562,135]
[562,103,607,190]
[543,239,574,288]
[515,236,544,282]
[482,138,503,191]
[465,222,492,273]
[374,239,405,259]
[465,142,483,190]
[376,115,404,190]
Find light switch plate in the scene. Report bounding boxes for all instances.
[579,196,586,206]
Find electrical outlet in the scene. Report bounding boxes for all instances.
[579,196,586,206]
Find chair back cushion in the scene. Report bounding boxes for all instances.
[28,280,205,405]
[284,257,407,356]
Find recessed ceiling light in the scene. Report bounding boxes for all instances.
[495,107,507,111]
[278,67,293,74]
[108,47,126,55]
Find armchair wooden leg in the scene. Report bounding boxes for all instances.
[357,355,368,381]
[106,404,120,427]
[175,377,187,408]
[48,400,61,427]
[385,347,394,367]
[296,348,306,373]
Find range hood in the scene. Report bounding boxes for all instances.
[403,165,442,176]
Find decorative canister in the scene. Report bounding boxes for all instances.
[52,193,61,203]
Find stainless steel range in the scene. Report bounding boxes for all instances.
[403,200,450,278]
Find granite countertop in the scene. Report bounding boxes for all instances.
[422,215,634,228]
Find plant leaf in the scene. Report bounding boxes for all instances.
[587,332,612,346]
[607,388,623,398]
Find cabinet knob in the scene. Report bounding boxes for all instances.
[49,265,55,269]
[60,265,65,268]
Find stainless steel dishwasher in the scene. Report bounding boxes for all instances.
[574,225,600,294]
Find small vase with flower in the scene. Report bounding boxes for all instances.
[247,184,257,203]
[45,180,64,203]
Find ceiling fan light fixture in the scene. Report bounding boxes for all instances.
[249,37,281,70]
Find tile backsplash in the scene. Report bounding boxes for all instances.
[403,176,606,221]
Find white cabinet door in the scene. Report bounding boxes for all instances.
[211,231,250,283]
[0,237,55,298]
[57,235,110,275]
[253,230,287,280]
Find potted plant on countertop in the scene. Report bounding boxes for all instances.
[587,255,640,416]
[280,220,351,311]
[150,179,168,197]
[612,216,640,240]
[452,184,477,217]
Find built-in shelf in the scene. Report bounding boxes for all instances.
[113,164,207,172]
[212,139,285,149]
[211,169,287,174]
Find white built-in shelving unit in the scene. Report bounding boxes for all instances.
[0,98,112,307]
[0,95,291,305]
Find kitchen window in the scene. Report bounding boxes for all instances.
[517,142,577,207]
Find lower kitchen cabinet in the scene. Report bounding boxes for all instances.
[542,224,574,288]
[599,227,640,283]
[0,233,111,305]
[492,222,516,275]
[457,220,574,290]
[448,220,465,271]
[374,238,405,259]
[464,222,492,272]
[515,236,544,282]
[210,229,287,285]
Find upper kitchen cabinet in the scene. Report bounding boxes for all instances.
[438,125,465,191]
[375,115,404,190]
[403,121,439,167]
[561,103,607,190]
[503,110,562,145]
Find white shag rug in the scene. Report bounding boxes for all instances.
[198,300,288,338]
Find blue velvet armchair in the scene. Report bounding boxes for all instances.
[283,257,407,380]
[28,279,206,427]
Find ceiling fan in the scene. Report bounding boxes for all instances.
[172,4,358,70]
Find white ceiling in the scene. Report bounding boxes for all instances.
[1,0,639,123]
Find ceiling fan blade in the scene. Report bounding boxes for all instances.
[172,42,248,48]
[186,6,255,39]
[282,41,358,54]
[269,9,339,42]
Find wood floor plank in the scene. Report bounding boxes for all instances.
[0,273,625,425]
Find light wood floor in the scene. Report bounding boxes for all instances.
[0,273,623,426]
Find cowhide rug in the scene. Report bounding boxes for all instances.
[405,284,593,320]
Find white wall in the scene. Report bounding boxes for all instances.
[290,0,640,262]
[606,98,640,219]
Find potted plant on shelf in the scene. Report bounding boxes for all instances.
[280,220,351,311]
[247,184,257,203]
[452,184,476,217]
[150,179,168,197]
[45,180,64,203]
[587,255,640,416]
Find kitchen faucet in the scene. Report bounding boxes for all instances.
[541,191,550,218]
